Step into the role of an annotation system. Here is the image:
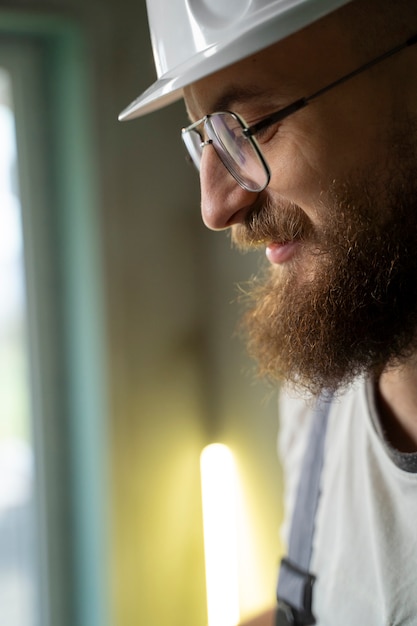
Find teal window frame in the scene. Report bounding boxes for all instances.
[0,13,109,626]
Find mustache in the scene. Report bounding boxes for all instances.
[231,196,314,251]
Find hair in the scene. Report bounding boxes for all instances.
[337,0,417,53]
[332,0,417,125]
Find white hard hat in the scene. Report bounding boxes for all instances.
[119,0,352,121]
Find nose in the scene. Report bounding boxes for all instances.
[199,146,258,230]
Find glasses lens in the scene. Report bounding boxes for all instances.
[206,112,269,192]
[182,128,203,170]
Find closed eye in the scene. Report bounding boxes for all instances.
[252,121,280,144]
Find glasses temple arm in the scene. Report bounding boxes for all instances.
[307,33,417,104]
[246,33,417,137]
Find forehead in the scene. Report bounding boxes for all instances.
[184,51,291,119]
[183,10,354,120]
[184,49,294,119]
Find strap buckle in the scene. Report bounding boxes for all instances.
[275,601,296,626]
[276,558,316,625]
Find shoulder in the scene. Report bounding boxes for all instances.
[278,379,367,457]
[278,387,316,544]
[278,386,316,469]
[278,380,367,545]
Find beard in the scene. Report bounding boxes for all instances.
[234,145,417,396]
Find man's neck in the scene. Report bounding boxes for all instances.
[376,362,417,453]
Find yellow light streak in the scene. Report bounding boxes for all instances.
[200,443,240,626]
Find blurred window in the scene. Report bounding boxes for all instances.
[0,26,108,626]
[0,66,37,626]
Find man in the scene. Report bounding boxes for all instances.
[120,0,417,624]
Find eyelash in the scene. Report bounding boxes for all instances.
[252,122,280,143]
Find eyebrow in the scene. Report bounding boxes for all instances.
[185,83,293,123]
[185,86,263,123]
[209,85,267,112]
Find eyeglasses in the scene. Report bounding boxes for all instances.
[182,33,417,193]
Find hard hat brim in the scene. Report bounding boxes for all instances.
[119,0,351,121]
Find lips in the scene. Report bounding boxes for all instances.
[266,241,300,264]
[232,201,312,255]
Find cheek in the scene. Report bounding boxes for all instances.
[264,113,381,220]
[264,127,331,220]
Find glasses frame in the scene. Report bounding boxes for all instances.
[183,110,272,191]
[182,33,417,192]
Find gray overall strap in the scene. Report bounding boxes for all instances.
[276,393,333,626]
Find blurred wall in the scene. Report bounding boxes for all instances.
[0,1,283,624]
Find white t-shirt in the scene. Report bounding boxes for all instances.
[279,377,417,626]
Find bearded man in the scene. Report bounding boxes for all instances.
[120,0,417,624]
